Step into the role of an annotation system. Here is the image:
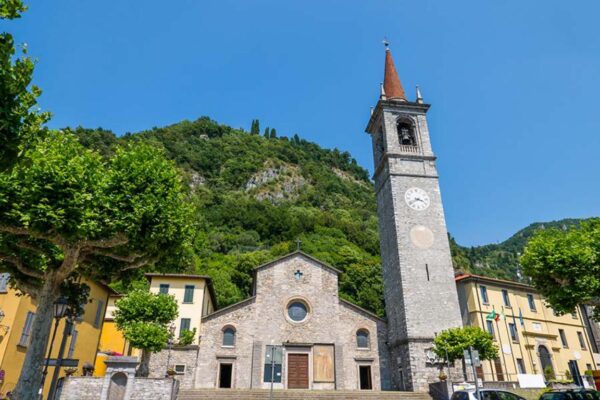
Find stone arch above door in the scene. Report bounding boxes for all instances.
[538,345,553,374]
[108,372,128,400]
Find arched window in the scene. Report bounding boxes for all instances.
[356,329,370,349]
[222,326,236,347]
[397,120,416,147]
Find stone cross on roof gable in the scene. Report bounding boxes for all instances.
[294,270,303,280]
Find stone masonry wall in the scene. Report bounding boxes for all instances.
[58,377,104,400]
[148,346,199,389]
[58,376,176,400]
[196,253,390,391]
[370,105,463,392]
[131,378,176,400]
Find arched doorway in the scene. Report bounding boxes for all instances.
[108,372,128,400]
[538,345,553,375]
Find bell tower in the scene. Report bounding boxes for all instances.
[365,44,462,391]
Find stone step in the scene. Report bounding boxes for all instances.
[177,389,433,400]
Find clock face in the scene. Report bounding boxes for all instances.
[405,187,430,211]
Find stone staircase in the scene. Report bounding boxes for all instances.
[177,389,433,400]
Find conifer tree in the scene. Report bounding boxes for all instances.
[263,127,270,138]
[250,119,260,135]
[270,128,277,139]
[254,119,260,135]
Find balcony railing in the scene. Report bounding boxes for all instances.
[399,145,419,154]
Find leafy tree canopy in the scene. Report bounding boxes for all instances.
[0,0,50,170]
[521,218,600,321]
[114,289,179,375]
[0,130,192,395]
[433,326,498,363]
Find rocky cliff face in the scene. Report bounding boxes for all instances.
[245,161,307,204]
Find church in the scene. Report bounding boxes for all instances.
[192,44,463,392]
[195,252,391,390]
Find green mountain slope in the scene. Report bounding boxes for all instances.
[71,117,592,315]
[71,118,384,315]
[450,218,586,281]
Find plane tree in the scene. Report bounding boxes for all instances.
[521,219,600,321]
[0,131,193,398]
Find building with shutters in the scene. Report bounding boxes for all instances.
[455,274,599,385]
[94,273,217,382]
[0,274,114,398]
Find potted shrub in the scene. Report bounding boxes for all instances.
[82,363,95,376]
[439,372,448,381]
[166,368,176,377]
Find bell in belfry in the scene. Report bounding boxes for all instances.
[401,127,412,145]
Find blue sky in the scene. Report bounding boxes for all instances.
[7,0,600,246]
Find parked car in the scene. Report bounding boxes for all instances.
[540,390,600,400]
[451,389,527,400]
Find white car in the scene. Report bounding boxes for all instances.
[451,389,527,400]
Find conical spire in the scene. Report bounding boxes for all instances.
[383,42,407,101]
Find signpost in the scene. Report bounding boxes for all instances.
[43,359,79,368]
[464,347,481,400]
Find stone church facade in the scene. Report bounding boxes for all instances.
[195,252,392,391]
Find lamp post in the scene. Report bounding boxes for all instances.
[165,324,176,377]
[39,298,68,399]
[269,344,275,400]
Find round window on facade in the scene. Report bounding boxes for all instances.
[287,300,309,322]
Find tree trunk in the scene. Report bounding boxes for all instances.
[462,358,468,381]
[12,276,61,400]
[137,349,151,377]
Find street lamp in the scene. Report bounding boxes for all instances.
[165,324,176,377]
[39,298,69,399]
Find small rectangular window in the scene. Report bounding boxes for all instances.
[179,318,191,337]
[68,329,78,358]
[527,294,536,311]
[502,289,511,307]
[174,365,186,374]
[94,299,105,328]
[159,284,169,294]
[183,285,195,303]
[18,312,36,347]
[559,329,568,348]
[516,358,526,374]
[480,286,489,304]
[509,323,519,342]
[486,320,495,338]
[0,273,9,293]
[577,331,586,350]
[571,311,577,319]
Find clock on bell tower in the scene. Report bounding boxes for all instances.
[365,43,463,392]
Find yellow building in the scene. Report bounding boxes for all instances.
[94,273,216,376]
[145,273,216,341]
[456,274,599,384]
[0,274,114,398]
[93,293,135,377]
